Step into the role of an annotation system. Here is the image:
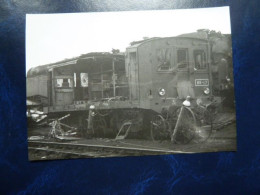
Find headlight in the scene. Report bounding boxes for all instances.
[226,76,231,82]
[158,88,166,96]
[204,88,210,95]
[89,105,95,110]
[182,96,191,107]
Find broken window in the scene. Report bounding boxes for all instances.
[56,78,73,88]
[194,50,206,69]
[157,48,171,70]
[177,49,188,68]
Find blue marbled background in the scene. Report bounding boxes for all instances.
[1,0,260,194]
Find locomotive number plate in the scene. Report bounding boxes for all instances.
[195,79,209,86]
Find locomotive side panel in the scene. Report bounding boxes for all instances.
[27,75,49,98]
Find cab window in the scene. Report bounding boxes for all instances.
[177,49,188,69]
[157,48,171,71]
[194,50,206,69]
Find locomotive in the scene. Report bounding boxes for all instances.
[27,30,235,143]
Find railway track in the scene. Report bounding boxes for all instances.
[28,140,178,160]
[28,120,236,161]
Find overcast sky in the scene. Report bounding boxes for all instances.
[26,6,231,72]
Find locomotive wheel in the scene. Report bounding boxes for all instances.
[150,114,168,141]
[171,106,196,144]
[93,117,107,137]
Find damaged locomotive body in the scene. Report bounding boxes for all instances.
[27,53,130,136]
[123,30,234,141]
[27,30,234,141]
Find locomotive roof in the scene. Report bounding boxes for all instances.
[127,31,209,49]
[27,52,124,77]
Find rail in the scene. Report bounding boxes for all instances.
[28,140,192,160]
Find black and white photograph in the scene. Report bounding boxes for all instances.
[26,7,236,161]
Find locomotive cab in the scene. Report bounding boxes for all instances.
[125,36,214,113]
